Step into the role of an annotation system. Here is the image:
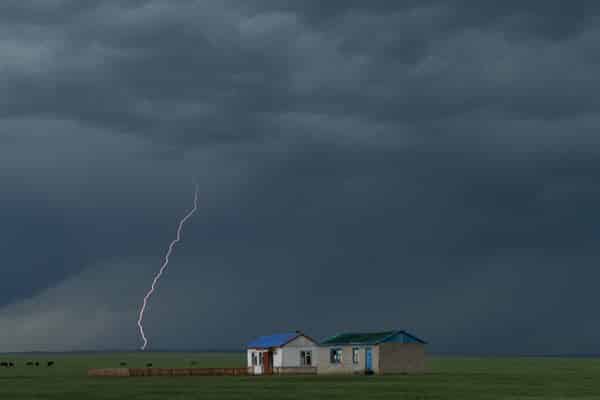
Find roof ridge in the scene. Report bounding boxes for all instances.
[247,332,302,349]
[320,329,427,345]
[375,330,401,344]
[320,332,343,343]
[397,330,428,344]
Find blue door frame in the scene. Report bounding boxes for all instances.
[365,348,373,371]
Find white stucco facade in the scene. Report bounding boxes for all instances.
[280,335,317,367]
[247,333,318,374]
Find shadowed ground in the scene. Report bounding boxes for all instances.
[0,353,599,399]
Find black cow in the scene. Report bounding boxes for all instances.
[120,362,127,366]
[146,363,153,367]
[35,362,40,367]
[8,362,14,368]
[0,362,8,367]
[47,361,55,367]
[26,361,34,366]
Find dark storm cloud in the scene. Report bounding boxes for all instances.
[250,0,597,40]
[1,1,600,354]
[2,1,598,145]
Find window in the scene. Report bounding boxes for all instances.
[300,350,312,366]
[330,348,343,364]
[352,348,360,364]
[251,352,257,366]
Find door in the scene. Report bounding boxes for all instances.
[365,348,373,372]
[252,351,263,375]
[262,351,273,375]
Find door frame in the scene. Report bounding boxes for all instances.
[365,347,373,372]
[262,350,273,375]
[252,351,263,375]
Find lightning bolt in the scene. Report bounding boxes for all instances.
[136,184,199,351]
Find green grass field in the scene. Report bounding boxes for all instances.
[0,353,599,399]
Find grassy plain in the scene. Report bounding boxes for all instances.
[0,352,599,399]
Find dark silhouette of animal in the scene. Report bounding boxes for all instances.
[0,362,7,367]
[9,362,14,367]
[35,362,40,367]
[146,363,153,367]
[120,362,127,366]
[47,361,54,367]
[26,361,34,366]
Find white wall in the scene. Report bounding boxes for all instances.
[246,349,254,368]
[247,349,268,374]
[273,347,283,367]
[247,335,319,372]
[281,335,318,367]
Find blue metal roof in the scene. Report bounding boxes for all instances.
[247,332,300,349]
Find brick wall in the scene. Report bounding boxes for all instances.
[378,343,426,374]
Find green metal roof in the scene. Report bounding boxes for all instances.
[320,330,426,346]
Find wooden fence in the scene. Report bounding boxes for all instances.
[88,367,251,377]
[88,368,131,377]
[273,367,317,375]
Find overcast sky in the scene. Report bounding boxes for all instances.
[1,1,600,354]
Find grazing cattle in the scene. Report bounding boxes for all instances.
[0,362,8,367]
[120,362,127,366]
[47,361,55,367]
[146,363,153,367]
[9,362,14,368]
[35,362,40,367]
[26,361,34,366]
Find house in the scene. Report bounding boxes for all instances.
[246,331,318,375]
[317,330,427,375]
